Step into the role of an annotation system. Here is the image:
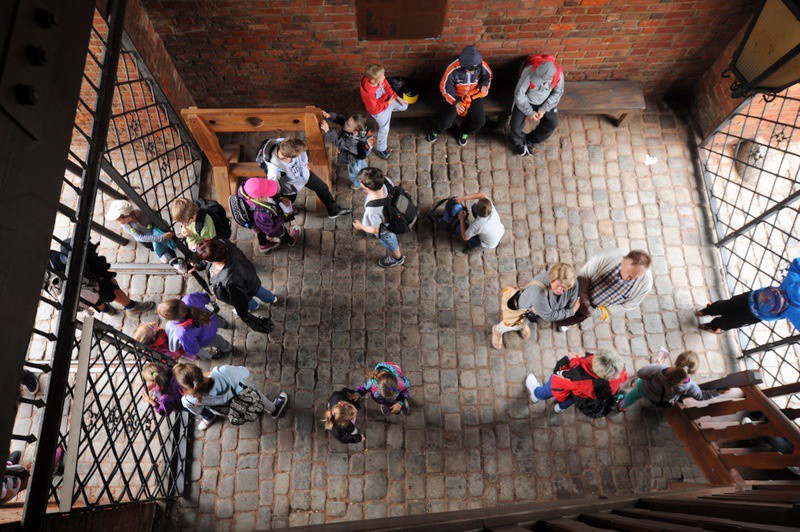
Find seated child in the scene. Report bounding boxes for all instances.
[350,361,411,416]
[319,110,373,190]
[452,192,505,252]
[238,177,301,253]
[323,387,365,444]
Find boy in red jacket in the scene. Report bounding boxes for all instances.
[360,64,407,160]
[524,349,627,414]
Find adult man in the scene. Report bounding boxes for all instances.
[556,249,653,331]
[427,45,492,147]
[256,137,352,219]
[511,54,564,156]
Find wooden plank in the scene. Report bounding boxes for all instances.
[703,490,800,504]
[701,421,782,442]
[750,482,800,491]
[212,166,231,206]
[539,518,608,531]
[614,507,800,532]
[223,145,241,163]
[580,512,701,532]
[638,496,800,526]
[304,111,331,212]
[180,107,316,132]
[698,371,762,391]
[720,451,800,470]
[182,111,227,167]
[744,385,800,451]
[683,396,759,420]
[230,162,264,177]
[664,408,739,485]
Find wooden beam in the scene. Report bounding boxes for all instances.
[180,107,320,132]
[638,496,800,527]
[213,166,232,206]
[763,381,800,398]
[698,371,762,391]
[304,110,332,212]
[664,407,739,485]
[744,385,800,452]
[230,162,266,177]
[580,512,701,532]
[614,507,800,532]
[701,421,781,442]
[719,451,800,470]
[182,109,228,167]
[683,396,759,420]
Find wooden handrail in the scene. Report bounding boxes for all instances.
[763,381,800,398]
[699,370,763,391]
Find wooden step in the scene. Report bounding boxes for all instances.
[614,507,800,532]
[538,518,608,531]
[580,512,701,532]
[638,496,800,526]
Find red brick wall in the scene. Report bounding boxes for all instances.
[139,0,756,111]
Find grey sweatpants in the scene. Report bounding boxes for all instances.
[371,99,408,152]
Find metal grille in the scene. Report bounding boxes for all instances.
[698,87,800,406]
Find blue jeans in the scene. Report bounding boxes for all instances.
[248,285,276,311]
[347,158,368,188]
[534,375,574,410]
[375,231,399,253]
[622,378,646,408]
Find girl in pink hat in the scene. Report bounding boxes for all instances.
[239,177,301,253]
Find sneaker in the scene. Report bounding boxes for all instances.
[270,392,289,419]
[8,451,21,465]
[426,131,439,143]
[515,144,529,156]
[20,370,39,395]
[699,323,723,334]
[554,403,565,414]
[328,207,353,219]
[616,397,626,412]
[197,416,219,431]
[491,324,504,350]
[558,325,569,333]
[169,257,190,274]
[380,404,392,416]
[526,141,540,152]
[216,315,230,329]
[258,241,281,254]
[524,374,540,403]
[99,304,117,316]
[373,149,391,160]
[127,300,155,314]
[288,226,302,246]
[211,347,233,360]
[457,133,468,146]
[378,255,405,268]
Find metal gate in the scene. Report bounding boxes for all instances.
[698,87,800,404]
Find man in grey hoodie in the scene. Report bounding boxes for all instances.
[510,56,565,156]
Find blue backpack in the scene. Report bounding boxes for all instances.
[429,198,469,237]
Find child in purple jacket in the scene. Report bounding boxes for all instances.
[239,177,301,254]
[349,361,411,415]
[140,363,216,422]
[157,292,233,360]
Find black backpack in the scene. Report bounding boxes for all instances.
[429,197,469,237]
[228,192,280,230]
[553,355,619,419]
[195,198,232,240]
[366,180,417,235]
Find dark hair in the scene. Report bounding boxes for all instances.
[475,198,492,218]
[625,249,652,267]
[173,363,214,398]
[195,238,228,263]
[357,167,386,191]
[349,114,368,132]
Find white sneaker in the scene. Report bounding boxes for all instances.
[197,416,218,431]
[558,326,569,333]
[524,374,540,403]
[554,403,565,414]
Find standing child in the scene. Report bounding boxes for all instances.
[350,362,410,416]
[174,363,289,429]
[157,292,233,360]
[617,351,719,410]
[170,198,232,251]
[237,177,302,253]
[359,64,408,159]
[352,167,405,268]
[323,387,365,444]
[452,192,505,253]
[106,200,187,272]
[133,322,187,362]
[319,111,373,190]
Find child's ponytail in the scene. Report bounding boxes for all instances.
[322,410,336,431]
[157,299,212,327]
[667,351,700,389]
[142,362,170,391]
[173,363,213,398]
[322,401,357,430]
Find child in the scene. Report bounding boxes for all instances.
[255,137,352,219]
[106,200,187,273]
[452,192,505,253]
[238,177,302,253]
[139,363,220,430]
[617,351,719,410]
[170,198,231,251]
[352,167,405,268]
[359,64,408,159]
[133,322,187,362]
[323,387,365,444]
[174,363,289,430]
[157,292,233,360]
[319,111,373,190]
[350,361,410,416]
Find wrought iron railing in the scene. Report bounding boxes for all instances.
[698,87,800,406]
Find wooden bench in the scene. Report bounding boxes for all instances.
[181,107,332,211]
[394,80,645,127]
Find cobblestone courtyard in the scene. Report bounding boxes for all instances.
[18,104,737,530]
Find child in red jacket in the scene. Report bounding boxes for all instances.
[360,64,407,160]
[525,349,627,416]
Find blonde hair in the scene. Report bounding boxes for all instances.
[142,362,170,392]
[591,348,625,381]
[666,351,700,388]
[157,299,212,327]
[549,263,577,289]
[322,401,358,430]
[133,323,158,345]
[365,64,385,79]
[173,363,213,398]
[170,198,198,223]
[279,138,307,157]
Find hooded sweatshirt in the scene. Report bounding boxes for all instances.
[748,258,800,327]
[208,240,262,316]
[181,365,250,416]
[517,270,579,322]
[164,292,220,356]
[149,372,184,416]
[550,354,628,403]
[360,76,398,115]
[439,46,493,105]
[636,363,719,405]
[238,180,285,238]
[327,388,364,444]
[514,61,565,117]
[323,112,371,166]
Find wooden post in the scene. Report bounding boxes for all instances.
[304,109,331,212]
[183,108,231,204]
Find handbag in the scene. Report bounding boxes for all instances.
[500,279,546,326]
[241,312,275,334]
[227,383,265,425]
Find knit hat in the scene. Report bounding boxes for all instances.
[531,61,557,84]
[106,199,134,221]
[458,45,483,69]
[756,287,789,317]
[243,178,279,199]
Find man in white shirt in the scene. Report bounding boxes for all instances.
[256,137,352,219]
[454,192,505,253]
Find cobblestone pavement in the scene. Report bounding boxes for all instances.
[18,103,736,529]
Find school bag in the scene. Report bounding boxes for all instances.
[429,197,469,237]
[366,180,417,235]
[552,355,619,419]
[228,191,280,230]
[45,249,103,311]
[355,130,374,160]
[195,198,232,240]
[227,383,265,425]
[522,53,563,88]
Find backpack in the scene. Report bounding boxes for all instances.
[522,53,563,88]
[553,355,618,419]
[355,130,374,160]
[228,191,280,230]
[366,180,417,235]
[195,198,232,240]
[429,197,469,237]
[227,384,265,425]
[46,250,102,310]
